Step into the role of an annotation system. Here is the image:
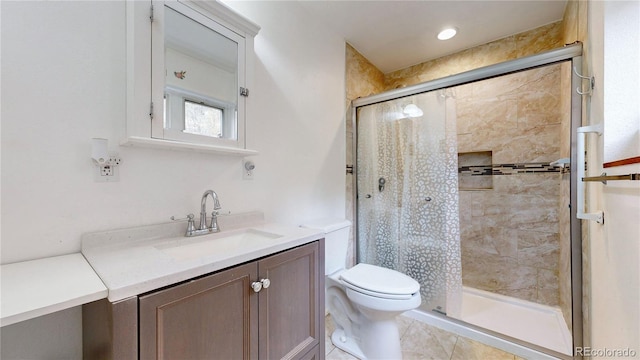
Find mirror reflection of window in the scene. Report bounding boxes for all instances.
[163,6,238,142]
[184,101,222,138]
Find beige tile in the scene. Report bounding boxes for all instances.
[577,0,588,43]
[495,287,537,303]
[345,44,385,101]
[461,226,518,258]
[327,315,522,359]
[461,97,519,134]
[458,175,493,191]
[397,314,415,339]
[458,191,473,225]
[384,22,561,92]
[451,336,516,360]
[492,173,559,196]
[481,193,558,233]
[470,192,486,217]
[325,314,337,355]
[462,253,537,297]
[562,0,579,43]
[517,231,560,270]
[470,36,518,69]
[326,347,359,360]
[458,151,492,167]
[537,286,560,306]
[400,320,458,360]
[538,268,559,289]
[515,21,563,58]
[470,70,523,100]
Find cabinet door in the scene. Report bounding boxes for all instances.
[258,242,324,359]
[139,262,258,360]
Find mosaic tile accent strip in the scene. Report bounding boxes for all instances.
[459,162,570,175]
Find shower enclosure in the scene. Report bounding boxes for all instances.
[352,44,583,359]
[357,91,462,318]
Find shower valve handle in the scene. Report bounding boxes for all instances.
[378,177,386,192]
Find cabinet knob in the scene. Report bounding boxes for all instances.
[251,281,262,293]
[260,278,270,289]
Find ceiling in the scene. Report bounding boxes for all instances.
[297,0,568,74]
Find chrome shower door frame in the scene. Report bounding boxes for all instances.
[350,43,584,359]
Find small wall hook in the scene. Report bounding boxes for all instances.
[574,66,594,96]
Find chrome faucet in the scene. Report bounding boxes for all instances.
[179,190,222,237]
[199,190,221,233]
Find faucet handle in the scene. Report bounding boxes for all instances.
[170,214,197,236]
[185,214,196,236]
[209,211,220,232]
[170,214,195,222]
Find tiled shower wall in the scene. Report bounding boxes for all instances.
[455,64,567,306]
[345,21,565,267]
[345,44,385,267]
[346,11,578,322]
[383,22,563,90]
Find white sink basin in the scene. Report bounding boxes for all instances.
[156,228,283,261]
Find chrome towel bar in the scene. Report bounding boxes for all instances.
[582,172,640,184]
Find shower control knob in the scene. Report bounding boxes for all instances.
[260,278,271,289]
[251,281,263,293]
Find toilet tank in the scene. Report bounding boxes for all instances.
[301,219,351,275]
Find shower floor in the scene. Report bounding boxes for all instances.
[460,286,573,355]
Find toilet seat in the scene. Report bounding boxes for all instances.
[340,263,420,300]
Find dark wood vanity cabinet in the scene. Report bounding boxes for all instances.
[83,240,324,360]
[139,262,259,359]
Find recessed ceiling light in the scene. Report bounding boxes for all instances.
[437,27,457,40]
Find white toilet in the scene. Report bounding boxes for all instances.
[302,219,421,359]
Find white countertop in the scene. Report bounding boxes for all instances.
[1,253,108,327]
[81,213,324,302]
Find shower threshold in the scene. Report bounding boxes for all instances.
[460,286,573,356]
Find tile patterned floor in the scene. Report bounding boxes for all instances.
[325,314,525,360]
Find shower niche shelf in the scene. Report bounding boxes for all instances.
[458,151,493,191]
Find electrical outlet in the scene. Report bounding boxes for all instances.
[94,151,121,182]
[95,163,120,182]
[101,165,113,176]
[109,154,122,166]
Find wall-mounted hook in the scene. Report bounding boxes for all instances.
[574,66,594,96]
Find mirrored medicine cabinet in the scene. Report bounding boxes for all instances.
[123,0,260,155]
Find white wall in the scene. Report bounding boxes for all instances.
[587,1,640,357]
[600,1,640,163]
[1,1,345,357]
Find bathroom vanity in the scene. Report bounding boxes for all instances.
[81,212,325,360]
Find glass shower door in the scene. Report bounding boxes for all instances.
[356,90,462,316]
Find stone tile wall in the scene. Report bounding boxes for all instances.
[345,44,385,267]
[455,64,565,306]
[384,22,563,90]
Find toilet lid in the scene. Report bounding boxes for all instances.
[340,263,420,298]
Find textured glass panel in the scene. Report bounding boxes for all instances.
[356,90,461,316]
